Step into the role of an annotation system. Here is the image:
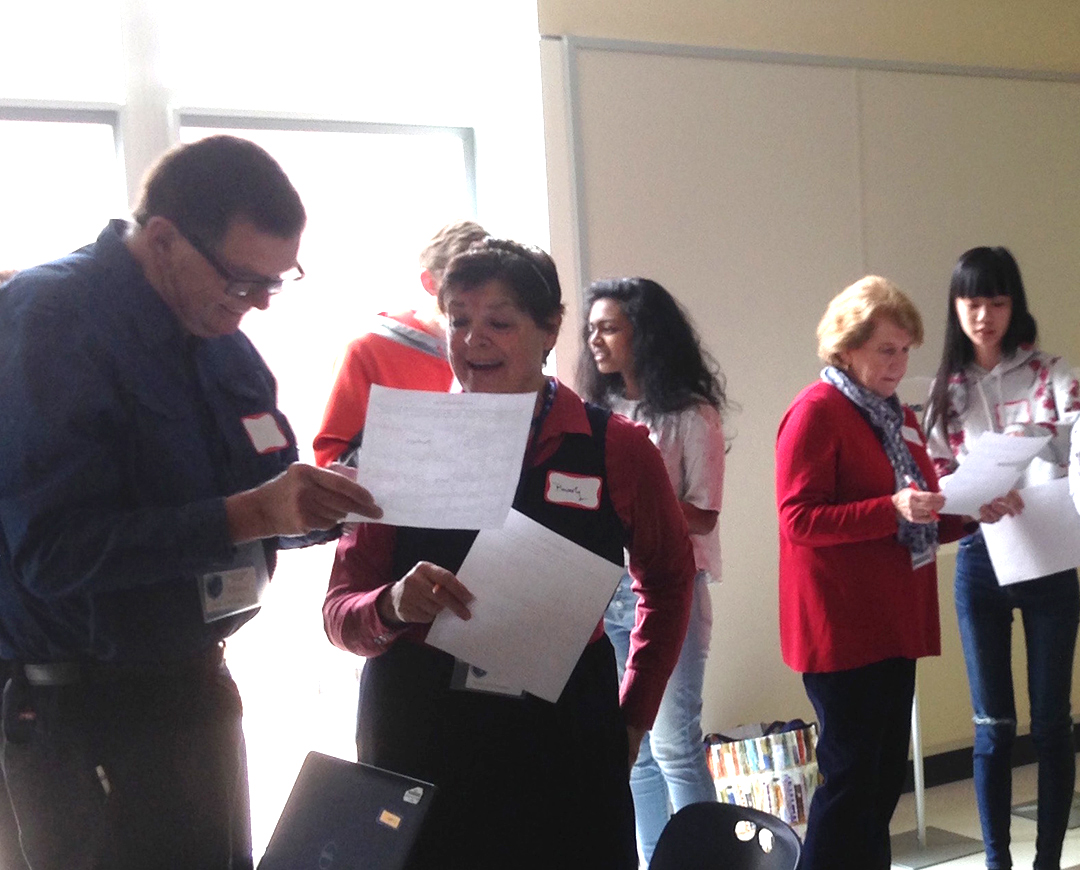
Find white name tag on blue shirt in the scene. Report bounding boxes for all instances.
[242,412,289,454]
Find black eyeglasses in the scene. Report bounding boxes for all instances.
[178,228,304,299]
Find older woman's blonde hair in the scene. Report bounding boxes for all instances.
[817,275,924,366]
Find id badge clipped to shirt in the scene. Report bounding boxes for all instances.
[199,541,270,622]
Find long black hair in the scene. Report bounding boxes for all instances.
[578,277,728,422]
[924,246,1038,440]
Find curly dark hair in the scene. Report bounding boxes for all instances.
[924,246,1038,440]
[578,277,729,422]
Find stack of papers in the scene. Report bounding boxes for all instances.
[426,509,624,702]
[345,386,535,529]
[938,431,1080,585]
[938,432,1049,516]
[981,479,1080,586]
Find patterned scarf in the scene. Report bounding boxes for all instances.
[821,366,938,569]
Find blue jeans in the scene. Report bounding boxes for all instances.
[801,657,916,870]
[604,571,715,865]
[955,531,1080,870]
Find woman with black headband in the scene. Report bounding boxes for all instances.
[323,238,695,869]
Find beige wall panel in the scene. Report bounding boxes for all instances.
[542,36,1080,756]
[537,0,1080,76]
[859,74,1080,751]
[858,69,1080,370]
[540,38,586,374]
[553,44,867,732]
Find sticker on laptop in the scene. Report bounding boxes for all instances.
[377,810,402,830]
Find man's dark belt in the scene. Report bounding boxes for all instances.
[16,643,226,687]
[22,662,80,686]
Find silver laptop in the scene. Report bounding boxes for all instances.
[257,751,436,870]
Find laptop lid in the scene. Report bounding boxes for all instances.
[257,751,436,870]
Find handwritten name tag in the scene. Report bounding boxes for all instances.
[545,471,602,510]
[242,412,289,454]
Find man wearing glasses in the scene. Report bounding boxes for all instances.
[0,135,381,870]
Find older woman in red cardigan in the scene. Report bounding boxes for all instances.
[775,276,988,870]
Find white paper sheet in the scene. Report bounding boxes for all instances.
[981,478,1080,586]
[424,509,625,702]
[344,386,535,529]
[938,432,1051,517]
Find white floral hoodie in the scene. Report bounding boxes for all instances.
[926,346,1080,489]
[1070,420,1080,514]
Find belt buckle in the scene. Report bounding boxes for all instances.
[23,662,81,687]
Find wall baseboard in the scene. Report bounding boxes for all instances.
[902,724,1080,792]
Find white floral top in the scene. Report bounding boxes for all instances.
[926,346,1080,489]
[609,398,726,582]
[1071,420,1080,515]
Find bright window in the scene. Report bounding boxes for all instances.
[0,2,124,102]
[0,115,123,269]
[178,120,476,855]
[3,0,544,859]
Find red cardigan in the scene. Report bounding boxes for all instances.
[775,381,966,673]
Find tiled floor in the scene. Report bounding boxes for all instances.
[889,764,1080,869]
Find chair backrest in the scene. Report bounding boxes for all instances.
[648,801,802,870]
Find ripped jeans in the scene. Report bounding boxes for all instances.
[955,531,1080,870]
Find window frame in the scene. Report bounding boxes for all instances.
[177,109,478,217]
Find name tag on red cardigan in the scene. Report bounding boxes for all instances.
[901,425,924,447]
[242,413,289,454]
[545,471,602,510]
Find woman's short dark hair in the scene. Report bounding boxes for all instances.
[579,277,728,420]
[132,135,306,246]
[438,238,564,329]
[924,246,1038,439]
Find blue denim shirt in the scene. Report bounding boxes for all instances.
[0,221,299,662]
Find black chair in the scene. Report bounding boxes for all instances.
[648,801,802,870]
